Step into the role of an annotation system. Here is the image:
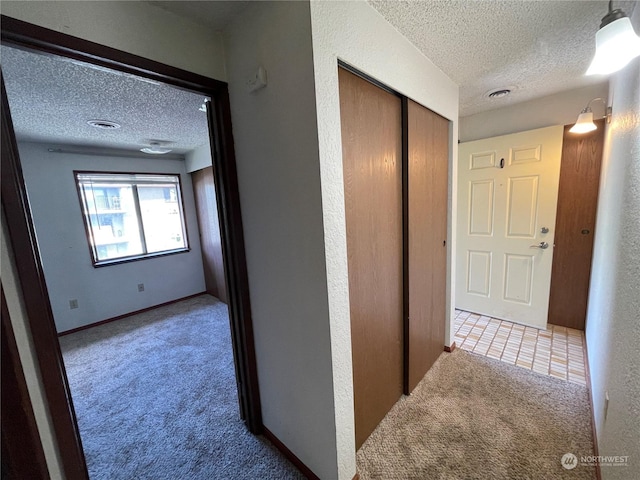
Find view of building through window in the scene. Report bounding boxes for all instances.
[76,172,188,265]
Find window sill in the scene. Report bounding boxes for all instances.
[92,248,190,268]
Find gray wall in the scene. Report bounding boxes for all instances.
[584,6,640,478]
[223,2,339,478]
[18,142,206,333]
[0,1,227,81]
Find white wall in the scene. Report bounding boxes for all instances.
[310,1,459,478]
[460,82,609,142]
[584,7,640,478]
[185,143,213,173]
[1,0,227,81]
[224,2,339,478]
[18,142,206,333]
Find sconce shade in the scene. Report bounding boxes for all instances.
[587,17,640,75]
[569,110,597,134]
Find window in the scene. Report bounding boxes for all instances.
[75,172,189,266]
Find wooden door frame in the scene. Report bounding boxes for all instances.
[1,287,50,479]
[1,16,262,480]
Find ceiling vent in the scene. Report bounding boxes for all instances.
[87,120,121,130]
[487,89,511,99]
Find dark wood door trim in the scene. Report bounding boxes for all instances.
[0,16,226,94]
[1,73,88,480]
[1,287,51,480]
[1,15,262,479]
[401,96,410,394]
[206,94,262,431]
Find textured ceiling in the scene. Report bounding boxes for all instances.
[3,0,637,149]
[369,0,637,116]
[1,45,209,155]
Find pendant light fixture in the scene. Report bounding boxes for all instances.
[569,98,612,134]
[586,0,640,75]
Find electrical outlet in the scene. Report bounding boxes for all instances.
[137,283,145,292]
[69,299,78,309]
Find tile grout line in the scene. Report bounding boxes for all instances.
[485,319,504,355]
[513,325,527,368]
[525,326,540,372]
[461,314,482,349]
[470,316,489,351]
[498,321,515,362]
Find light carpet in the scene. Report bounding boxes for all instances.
[60,295,304,480]
[357,349,596,480]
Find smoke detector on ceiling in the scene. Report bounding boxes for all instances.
[87,119,121,130]
[487,88,512,99]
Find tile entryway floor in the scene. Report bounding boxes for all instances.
[454,310,588,386]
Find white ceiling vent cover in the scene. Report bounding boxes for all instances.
[87,120,121,130]
[487,89,512,99]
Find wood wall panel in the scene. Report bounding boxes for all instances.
[339,68,403,449]
[407,99,449,392]
[548,120,604,330]
[192,167,227,303]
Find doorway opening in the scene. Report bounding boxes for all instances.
[1,16,262,479]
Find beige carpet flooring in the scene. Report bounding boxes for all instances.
[357,349,596,479]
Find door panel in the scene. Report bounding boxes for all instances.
[192,166,227,303]
[468,250,491,296]
[548,121,604,330]
[407,99,449,393]
[503,254,534,304]
[506,175,539,237]
[457,126,564,328]
[469,180,494,235]
[339,68,403,449]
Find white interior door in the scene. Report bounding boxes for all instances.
[456,125,564,328]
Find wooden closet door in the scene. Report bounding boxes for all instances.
[192,167,227,303]
[407,99,449,393]
[339,68,403,449]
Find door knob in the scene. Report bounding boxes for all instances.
[530,242,549,249]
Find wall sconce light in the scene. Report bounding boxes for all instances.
[586,1,640,75]
[569,98,612,134]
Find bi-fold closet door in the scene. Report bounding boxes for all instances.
[338,67,448,449]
